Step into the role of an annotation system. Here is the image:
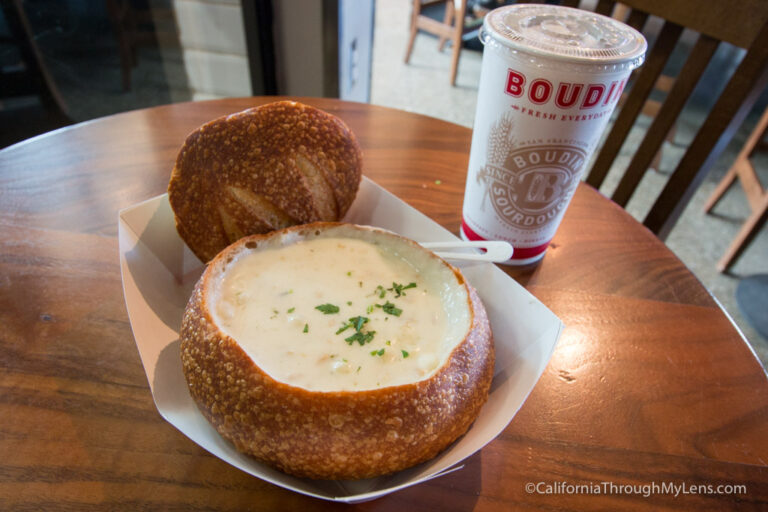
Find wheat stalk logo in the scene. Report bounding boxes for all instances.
[488,113,516,167]
[477,114,516,212]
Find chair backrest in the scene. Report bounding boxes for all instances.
[556,0,768,239]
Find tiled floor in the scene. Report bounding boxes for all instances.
[370,0,768,367]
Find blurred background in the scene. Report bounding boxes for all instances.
[0,0,375,148]
[1,0,766,363]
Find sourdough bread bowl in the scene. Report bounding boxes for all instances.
[179,222,494,480]
[168,101,363,263]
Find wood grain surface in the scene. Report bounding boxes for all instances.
[1,97,766,511]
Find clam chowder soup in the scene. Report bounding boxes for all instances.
[211,236,471,391]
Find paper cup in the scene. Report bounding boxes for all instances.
[462,4,646,265]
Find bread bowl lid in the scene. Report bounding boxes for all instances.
[118,177,563,502]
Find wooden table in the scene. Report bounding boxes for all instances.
[1,97,766,510]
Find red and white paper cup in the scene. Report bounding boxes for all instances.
[462,4,646,265]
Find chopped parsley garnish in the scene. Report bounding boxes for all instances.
[356,366,361,373]
[346,331,376,345]
[389,282,417,297]
[349,316,369,331]
[385,340,391,346]
[374,285,386,299]
[366,304,374,314]
[287,307,295,313]
[315,303,340,314]
[347,301,353,306]
[401,350,409,358]
[370,348,385,356]
[336,316,376,345]
[376,301,402,317]
[303,324,308,333]
[336,322,352,335]
[341,315,375,345]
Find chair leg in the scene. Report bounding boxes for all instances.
[666,122,677,145]
[717,193,768,272]
[449,35,461,85]
[438,1,454,51]
[650,124,677,172]
[708,107,768,212]
[704,161,740,213]
[449,0,466,85]
[404,0,421,64]
[651,146,662,171]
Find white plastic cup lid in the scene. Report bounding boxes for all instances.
[482,4,647,71]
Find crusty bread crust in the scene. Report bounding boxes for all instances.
[179,223,495,480]
[168,101,363,263]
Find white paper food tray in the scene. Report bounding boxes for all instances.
[118,177,562,503]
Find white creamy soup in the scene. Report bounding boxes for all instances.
[211,236,471,391]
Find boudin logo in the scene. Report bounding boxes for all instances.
[476,115,586,230]
[505,68,626,110]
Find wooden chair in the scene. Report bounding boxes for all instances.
[404,0,468,86]
[612,3,677,172]
[105,0,166,92]
[704,105,768,272]
[574,0,768,240]
[0,0,71,147]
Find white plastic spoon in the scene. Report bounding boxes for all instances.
[420,240,513,263]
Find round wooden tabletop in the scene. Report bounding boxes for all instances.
[1,97,766,510]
